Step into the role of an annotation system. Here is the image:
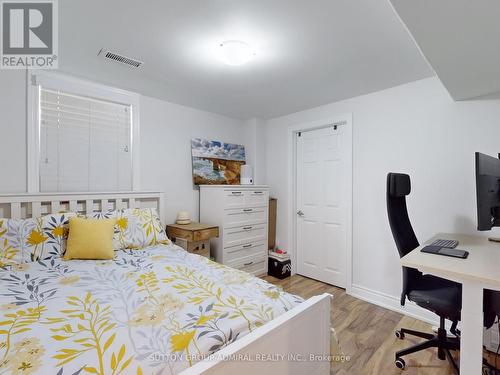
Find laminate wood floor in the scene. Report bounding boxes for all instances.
[263,274,467,375]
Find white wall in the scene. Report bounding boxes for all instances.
[244,118,267,185]
[0,70,27,193]
[265,76,500,304]
[140,95,246,223]
[0,71,247,224]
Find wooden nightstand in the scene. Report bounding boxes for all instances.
[166,222,219,258]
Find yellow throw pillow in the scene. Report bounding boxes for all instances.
[64,217,116,260]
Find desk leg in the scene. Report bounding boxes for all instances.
[460,282,484,374]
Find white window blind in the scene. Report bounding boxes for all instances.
[39,88,132,192]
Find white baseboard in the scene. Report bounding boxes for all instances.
[349,284,440,326]
[349,284,500,351]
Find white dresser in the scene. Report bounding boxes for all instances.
[200,185,269,276]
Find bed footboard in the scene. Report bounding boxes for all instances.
[182,293,332,375]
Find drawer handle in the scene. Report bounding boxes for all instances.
[243,208,253,212]
[242,244,252,248]
[243,226,253,230]
[231,191,242,195]
[253,191,263,194]
[244,261,254,266]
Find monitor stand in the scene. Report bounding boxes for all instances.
[488,237,500,243]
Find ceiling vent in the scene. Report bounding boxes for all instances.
[98,49,143,68]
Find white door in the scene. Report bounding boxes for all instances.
[296,126,349,287]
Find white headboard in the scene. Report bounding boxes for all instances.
[0,191,165,224]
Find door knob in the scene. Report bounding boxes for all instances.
[297,210,304,217]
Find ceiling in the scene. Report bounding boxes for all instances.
[390,0,500,101]
[59,0,433,120]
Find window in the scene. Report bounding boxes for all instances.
[28,73,140,192]
[40,89,132,191]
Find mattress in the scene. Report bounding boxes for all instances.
[0,244,302,374]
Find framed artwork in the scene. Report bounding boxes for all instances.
[191,138,246,185]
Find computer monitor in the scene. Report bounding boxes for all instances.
[475,152,500,231]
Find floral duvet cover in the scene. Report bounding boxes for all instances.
[0,244,302,375]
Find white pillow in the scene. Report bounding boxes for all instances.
[0,212,75,266]
[87,208,169,250]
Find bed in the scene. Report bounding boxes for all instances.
[0,192,331,375]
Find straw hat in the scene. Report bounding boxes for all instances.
[176,211,191,225]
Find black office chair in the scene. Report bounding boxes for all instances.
[387,173,461,372]
[485,291,500,329]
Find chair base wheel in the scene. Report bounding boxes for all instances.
[395,358,406,370]
[395,330,405,340]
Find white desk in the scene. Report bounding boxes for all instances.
[401,233,500,374]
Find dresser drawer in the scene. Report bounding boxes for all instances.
[225,241,266,262]
[240,259,267,276]
[224,207,267,227]
[228,252,267,276]
[224,224,266,247]
[223,189,269,208]
[223,190,246,208]
[246,190,269,207]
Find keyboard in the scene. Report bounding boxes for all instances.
[430,239,459,249]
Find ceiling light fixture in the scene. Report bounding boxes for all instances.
[218,40,255,66]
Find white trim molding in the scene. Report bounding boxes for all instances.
[350,284,440,326]
[0,191,165,224]
[286,113,353,293]
[26,71,141,193]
